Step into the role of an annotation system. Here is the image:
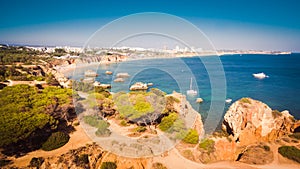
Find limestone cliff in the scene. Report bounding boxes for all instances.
[170,91,204,138]
[222,97,298,145]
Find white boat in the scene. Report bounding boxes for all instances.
[187,78,197,96]
[225,98,232,103]
[253,72,269,79]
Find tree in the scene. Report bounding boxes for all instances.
[183,129,199,144]
[159,112,178,132]
[0,85,73,148]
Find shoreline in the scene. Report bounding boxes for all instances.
[56,52,293,75]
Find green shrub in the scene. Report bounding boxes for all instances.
[0,159,11,167]
[150,88,166,97]
[73,121,80,126]
[29,157,44,168]
[159,112,178,131]
[289,133,300,140]
[199,138,215,153]
[83,115,111,136]
[120,120,129,126]
[166,96,180,103]
[41,132,69,151]
[183,129,199,144]
[240,98,251,104]
[134,126,147,133]
[83,115,109,128]
[263,145,270,151]
[74,154,89,166]
[278,146,300,163]
[95,127,111,137]
[152,162,167,169]
[100,161,117,169]
[133,100,153,113]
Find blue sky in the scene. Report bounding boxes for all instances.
[1,0,300,51]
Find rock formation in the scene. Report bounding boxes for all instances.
[170,91,204,138]
[236,143,273,164]
[37,143,150,169]
[222,97,298,145]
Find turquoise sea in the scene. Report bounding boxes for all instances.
[69,54,300,129]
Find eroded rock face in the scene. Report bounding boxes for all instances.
[222,98,298,145]
[237,144,273,165]
[170,92,204,138]
[40,143,104,169]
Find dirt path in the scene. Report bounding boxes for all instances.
[12,125,93,167]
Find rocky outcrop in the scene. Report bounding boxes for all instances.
[40,64,72,88]
[169,91,204,138]
[37,143,150,169]
[75,54,127,64]
[222,98,298,145]
[237,143,273,164]
[40,143,104,169]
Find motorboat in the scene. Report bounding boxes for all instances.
[225,98,232,103]
[253,72,269,79]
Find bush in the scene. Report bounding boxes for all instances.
[133,100,153,113]
[0,159,11,167]
[29,157,44,168]
[150,88,166,97]
[78,154,89,164]
[100,161,117,169]
[120,120,129,126]
[240,98,251,104]
[263,145,270,151]
[289,133,300,140]
[83,115,109,128]
[95,127,111,137]
[83,115,111,137]
[74,154,89,167]
[199,138,215,153]
[152,162,167,169]
[183,129,199,144]
[278,146,300,163]
[159,113,178,131]
[41,132,70,151]
[134,126,147,133]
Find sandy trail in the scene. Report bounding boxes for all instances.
[12,125,93,167]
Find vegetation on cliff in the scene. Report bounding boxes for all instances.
[0,46,44,65]
[278,146,300,163]
[83,115,111,137]
[0,84,75,155]
[41,132,70,151]
[100,162,117,169]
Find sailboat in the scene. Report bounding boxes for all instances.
[187,78,198,96]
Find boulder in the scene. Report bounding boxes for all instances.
[222,98,298,145]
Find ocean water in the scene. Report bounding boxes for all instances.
[69,54,300,130]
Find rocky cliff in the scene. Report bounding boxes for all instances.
[170,91,204,138]
[222,97,299,145]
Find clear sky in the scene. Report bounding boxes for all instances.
[1,0,300,52]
